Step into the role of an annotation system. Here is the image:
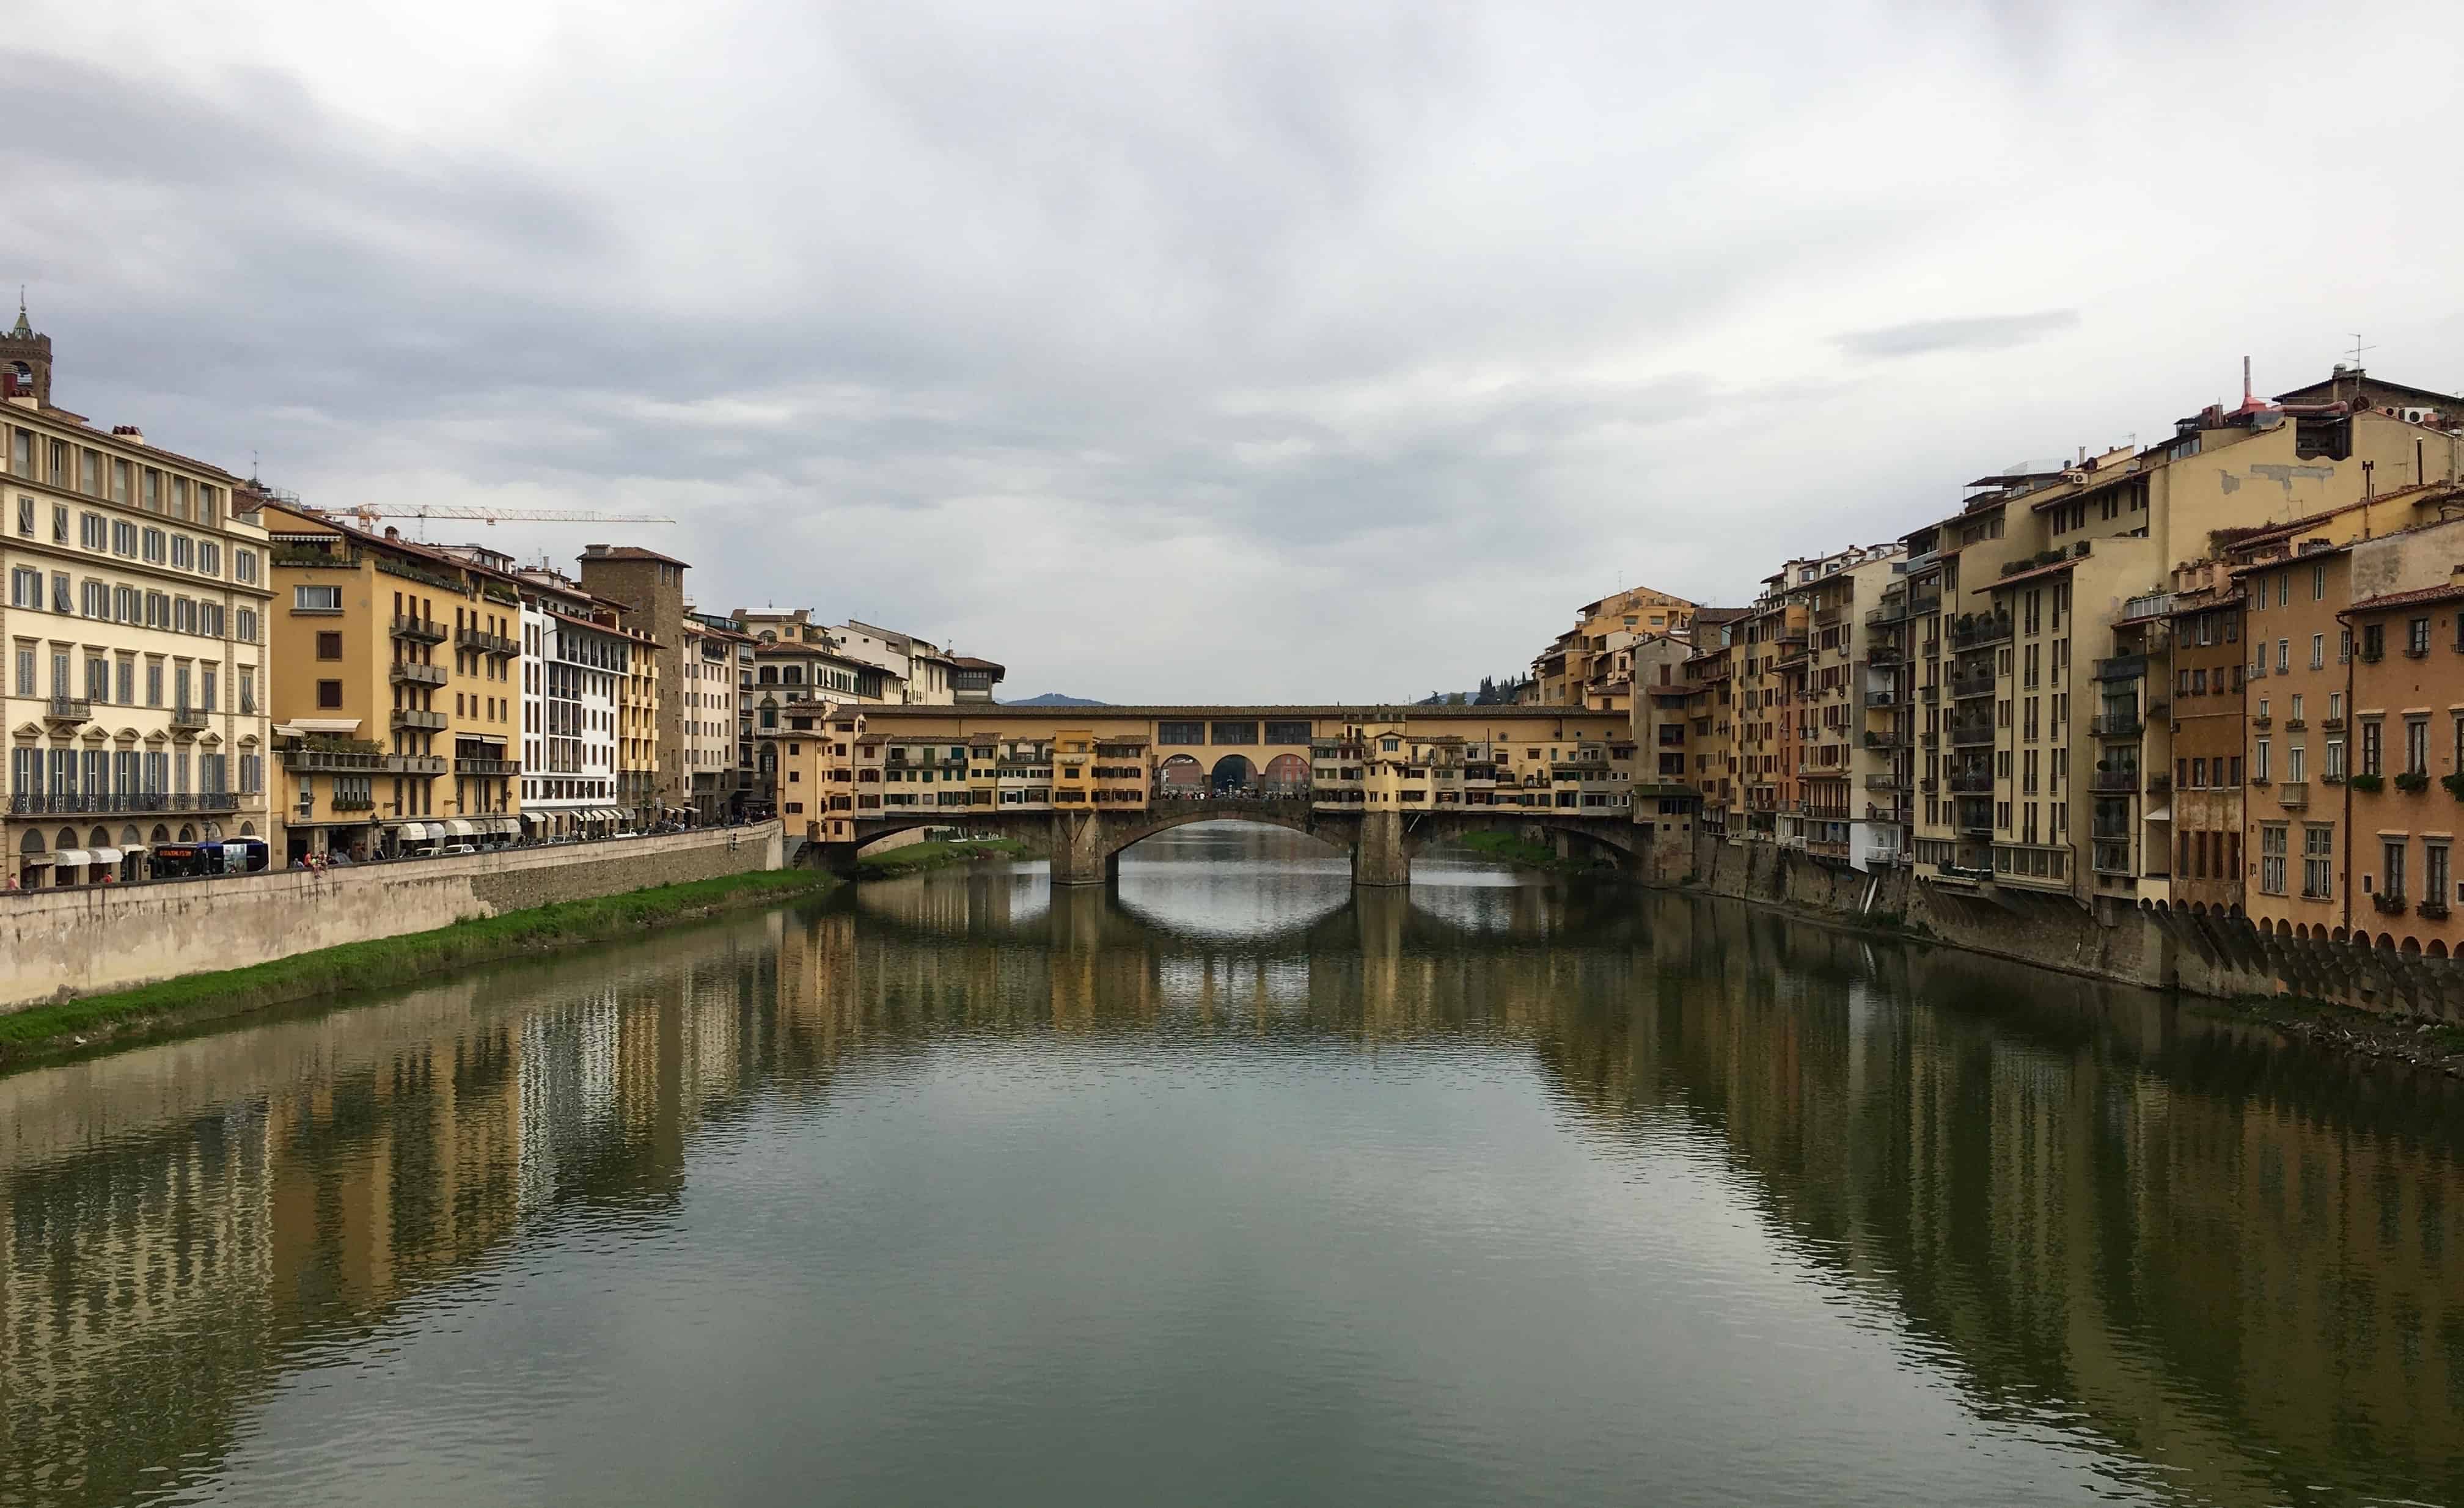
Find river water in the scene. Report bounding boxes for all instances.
[3,822,2460,1506]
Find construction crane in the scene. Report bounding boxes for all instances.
[309,504,675,529]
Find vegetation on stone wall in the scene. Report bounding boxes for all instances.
[0,869,835,1069]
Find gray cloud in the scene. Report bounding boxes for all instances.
[7,1,2461,701]
[1833,310,2081,361]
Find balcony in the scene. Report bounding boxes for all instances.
[456,756,521,776]
[391,615,448,644]
[2089,711,2142,738]
[391,660,450,687]
[389,753,447,775]
[2094,653,2148,683]
[2321,716,2346,732]
[1863,773,1905,791]
[1865,690,1897,708]
[2277,781,2309,810]
[2250,714,2272,730]
[1949,772,1993,794]
[1908,591,1942,618]
[2092,841,2136,877]
[1919,684,1939,705]
[1814,604,1844,627]
[2118,591,2177,623]
[169,705,210,733]
[1949,722,1995,748]
[42,695,90,725]
[329,794,376,812]
[392,707,450,731]
[1956,813,1994,838]
[1861,729,1909,751]
[1950,670,1996,700]
[1865,643,1903,667]
[2373,891,2408,916]
[1865,602,1908,628]
[457,626,519,656]
[284,746,387,774]
[2282,717,2305,730]
[183,791,241,813]
[2089,769,2141,793]
[1949,615,2012,650]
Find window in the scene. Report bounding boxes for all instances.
[12,641,32,695]
[2405,716,2429,776]
[317,631,343,660]
[2312,563,2326,600]
[2361,719,2383,775]
[141,528,166,563]
[197,540,220,576]
[2254,738,2270,781]
[111,519,136,556]
[2325,739,2345,778]
[2287,743,2305,782]
[79,511,104,549]
[2276,638,2289,674]
[233,549,258,584]
[80,579,106,618]
[317,679,343,709]
[2410,617,2432,656]
[2259,824,2287,895]
[235,607,258,644]
[8,566,37,608]
[2428,843,2452,908]
[145,659,163,707]
[169,534,194,569]
[2309,634,2324,670]
[2303,825,2333,898]
[294,584,342,612]
[2383,840,2407,902]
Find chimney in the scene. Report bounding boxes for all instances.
[384,526,400,540]
[110,423,145,446]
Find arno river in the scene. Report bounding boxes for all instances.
[4,825,2460,1506]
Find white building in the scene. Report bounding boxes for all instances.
[518,570,628,838]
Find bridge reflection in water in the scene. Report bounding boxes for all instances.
[0,822,2458,1506]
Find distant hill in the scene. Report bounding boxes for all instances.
[1003,692,1109,707]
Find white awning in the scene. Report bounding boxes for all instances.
[443,819,476,838]
[271,718,364,737]
[396,822,430,841]
[53,850,92,867]
[90,847,123,864]
[2143,805,2173,823]
[519,811,545,827]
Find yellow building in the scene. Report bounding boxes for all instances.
[261,502,521,862]
[1530,584,1698,706]
[2,308,277,884]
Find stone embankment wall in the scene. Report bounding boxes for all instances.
[1680,834,2464,1020]
[1,822,783,1011]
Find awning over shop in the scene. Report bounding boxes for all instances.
[396,823,430,841]
[480,818,516,835]
[443,819,475,838]
[519,811,545,828]
[90,847,123,864]
[52,850,92,868]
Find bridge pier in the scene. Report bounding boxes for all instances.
[1352,810,1409,887]
[1049,811,1111,887]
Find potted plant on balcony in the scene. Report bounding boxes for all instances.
[2444,770,2464,800]
[2394,770,2431,794]
[2349,772,2383,792]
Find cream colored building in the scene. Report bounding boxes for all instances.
[3,309,276,884]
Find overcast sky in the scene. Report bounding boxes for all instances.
[13,2,2462,702]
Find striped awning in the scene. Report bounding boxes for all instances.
[396,822,430,841]
[443,819,476,838]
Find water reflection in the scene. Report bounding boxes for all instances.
[2,823,2459,1506]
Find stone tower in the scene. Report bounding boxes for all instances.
[577,544,691,813]
[2,293,53,406]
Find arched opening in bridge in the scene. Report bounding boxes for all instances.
[1260,753,1308,796]
[1159,754,1204,797]
[1210,755,1255,796]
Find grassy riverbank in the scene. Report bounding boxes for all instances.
[0,868,838,1069]
[1455,830,1617,874]
[857,838,1031,877]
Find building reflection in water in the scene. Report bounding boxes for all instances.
[0,820,2458,1506]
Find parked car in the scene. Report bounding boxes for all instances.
[441,843,478,855]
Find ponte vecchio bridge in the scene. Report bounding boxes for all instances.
[788,704,1682,886]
